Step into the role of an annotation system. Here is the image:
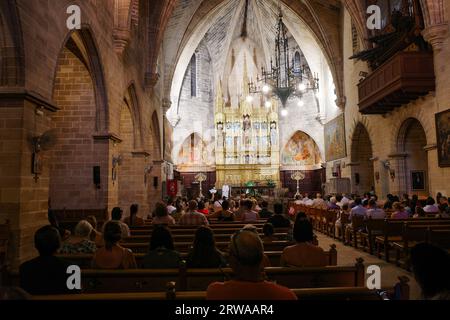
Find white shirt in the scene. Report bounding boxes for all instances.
[167,205,177,214]
[423,205,439,213]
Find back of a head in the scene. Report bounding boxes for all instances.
[261,200,268,208]
[263,223,274,237]
[368,199,377,208]
[111,207,123,220]
[154,201,168,217]
[230,230,264,267]
[221,200,230,210]
[193,226,215,250]
[34,225,61,256]
[243,199,253,210]
[130,204,139,216]
[103,221,122,249]
[150,225,174,251]
[410,243,450,298]
[293,217,314,243]
[336,194,343,202]
[273,202,283,215]
[74,220,93,238]
[188,200,198,211]
[426,197,435,206]
[85,215,97,229]
[354,197,362,205]
[316,193,322,199]
[198,201,205,210]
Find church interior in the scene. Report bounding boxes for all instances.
[0,0,450,302]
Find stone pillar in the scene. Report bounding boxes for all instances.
[0,91,57,267]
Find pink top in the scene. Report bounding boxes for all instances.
[391,211,409,219]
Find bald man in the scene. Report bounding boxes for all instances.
[206,230,297,300]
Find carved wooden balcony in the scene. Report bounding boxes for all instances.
[358,51,435,114]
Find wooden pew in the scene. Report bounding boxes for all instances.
[7,256,357,294]
[427,228,450,250]
[54,245,338,268]
[124,232,288,243]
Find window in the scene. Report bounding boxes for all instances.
[190,54,197,97]
[294,51,301,73]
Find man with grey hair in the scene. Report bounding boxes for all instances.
[206,230,297,300]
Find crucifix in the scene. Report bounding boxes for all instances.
[291,171,305,198]
[195,172,207,198]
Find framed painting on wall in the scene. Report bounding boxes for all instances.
[324,114,347,161]
[435,108,450,167]
[411,170,426,191]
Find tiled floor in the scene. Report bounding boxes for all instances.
[316,233,422,300]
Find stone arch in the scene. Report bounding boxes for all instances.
[396,118,429,196]
[0,0,24,86]
[52,27,109,132]
[349,122,374,195]
[50,29,109,211]
[113,0,139,53]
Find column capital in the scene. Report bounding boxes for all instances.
[422,23,449,52]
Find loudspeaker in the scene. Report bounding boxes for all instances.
[153,176,158,188]
[93,166,101,189]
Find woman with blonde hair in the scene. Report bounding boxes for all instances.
[60,220,96,254]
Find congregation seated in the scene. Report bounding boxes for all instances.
[178,200,209,226]
[413,206,426,218]
[328,197,340,210]
[240,200,260,222]
[423,197,439,214]
[267,203,291,228]
[262,223,276,242]
[86,215,103,247]
[206,229,297,300]
[141,225,181,269]
[197,201,209,215]
[111,207,130,238]
[391,202,409,219]
[312,193,327,209]
[301,193,313,206]
[215,200,235,222]
[166,199,177,215]
[410,243,450,300]
[186,226,227,268]
[59,220,96,254]
[19,226,72,295]
[258,200,273,219]
[366,199,386,219]
[91,221,136,269]
[293,195,302,205]
[152,202,176,225]
[123,204,144,227]
[281,215,327,267]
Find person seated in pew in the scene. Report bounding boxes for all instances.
[212,200,235,222]
[197,201,210,215]
[186,226,227,268]
[59,220,96,254]
[19,226,73,295]
[267,203,291,228]
[178,200,209,226]
[86,215,104,247]
[412,206,426,218]
[241,224,273,267]
[280,216,327,267]
[206,229,297,300]
[262,223,276,242]
[151,201,176,225]
[124,204,144,227]
[391,202,409,219]
[423,197,439,214]
[241,200,260,223]
[91,221,137,269]
[258,201,273,219]
[366,199,386,220]
[166,198,177,215]
[141,225,181,268]
[111,207,130,238]
[410,243,450,300]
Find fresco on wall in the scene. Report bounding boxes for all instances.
[324,114,347,161]
[436,108,450,167]
[281,131,322,166]
[177,133,214,167]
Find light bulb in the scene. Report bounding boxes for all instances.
[298,83,306,91]
[262,85,270,94]
[265,101,272,108]
[297,100,304,107]
[281,109,288,117]
[246,95,254,103]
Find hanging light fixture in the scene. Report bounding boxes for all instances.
[248,11,319,111]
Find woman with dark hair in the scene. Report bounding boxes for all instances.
[124,204,144,227]
[262,223,276,242]
[410,243,450,300]
[186,226,227,268]
[216,200,235,222]
[91,221,137,269]
[280,216,327,267]
[141,226,181,268]
[152,201,175,225]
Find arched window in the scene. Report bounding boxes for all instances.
[190,54,197,97]
[294,51,301,73]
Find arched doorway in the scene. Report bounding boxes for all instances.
[397,118,428,196]
[350,123,374,195]
[49,30,108,211]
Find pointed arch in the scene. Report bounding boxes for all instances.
[0,0,24,86]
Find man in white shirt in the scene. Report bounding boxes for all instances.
[366,199,386,219]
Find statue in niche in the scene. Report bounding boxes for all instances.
[243,114,251,131]
[270,121,278,146]
[217,122,224,149]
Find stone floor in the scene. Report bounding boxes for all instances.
[316,233,422,300]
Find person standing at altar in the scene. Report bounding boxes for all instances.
[222,184,230,199]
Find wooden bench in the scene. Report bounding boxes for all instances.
[54,245,338,268]
[124,232,288,243]
[7,257,360,293]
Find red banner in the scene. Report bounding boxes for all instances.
[167,180,177,197]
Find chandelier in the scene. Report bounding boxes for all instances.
[248,12,319,115]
